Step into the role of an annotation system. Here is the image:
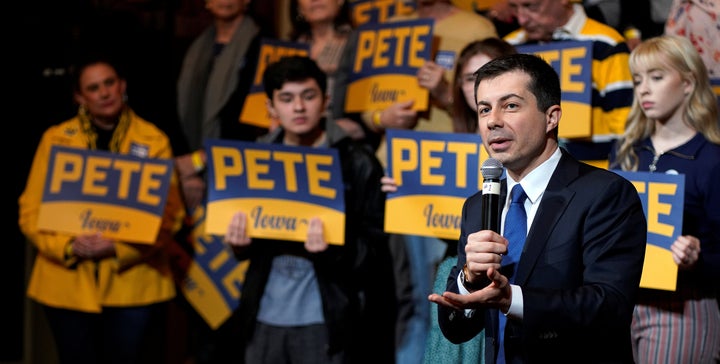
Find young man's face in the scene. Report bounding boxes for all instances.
[267,78,328,141]
[476,70,559,179]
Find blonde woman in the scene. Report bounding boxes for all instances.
[610,35,720,364]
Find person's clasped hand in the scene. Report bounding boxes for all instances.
[417,61,451,107]
[305,217,328,253]
[672,235,701,270]
[223,212,328,253]
[379,100,419,130]
[464,230,506,278]
[73,232,116,260]
[417,61,446,92]
[380,175,398,193]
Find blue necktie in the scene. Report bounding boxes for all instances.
[497,184,527,364]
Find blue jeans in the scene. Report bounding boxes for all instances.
[43,303,165,364]
[395,235,447,364]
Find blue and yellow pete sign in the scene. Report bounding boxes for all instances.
[239,38,309,128]
[517,40,593,139]
[613,170,685,291]
[37,146,173,244]
[176,204,248,330]
[345,18,434,113]
[385,129,490,239]
[349,0,416,27]
[204,139,346,245]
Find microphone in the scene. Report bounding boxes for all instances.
[481,158,503,232]
[467,158,503,289]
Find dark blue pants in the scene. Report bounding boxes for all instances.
[43,303,166,364]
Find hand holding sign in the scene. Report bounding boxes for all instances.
[417,60,452,109]
[305,217,328,253]
[224,211,252,248]
[345,19,434,113]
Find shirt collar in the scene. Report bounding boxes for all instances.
[552,3,587,40]
[507,147,562,205]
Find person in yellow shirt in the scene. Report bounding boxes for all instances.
[502,0,634,167]
[18,55,184,364]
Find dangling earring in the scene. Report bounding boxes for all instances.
[296,12,304,22]
[122,93,128,103]
[78,104,88,116]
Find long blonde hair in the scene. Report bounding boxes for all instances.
[613,35,720,171]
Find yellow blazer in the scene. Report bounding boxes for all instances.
[19,109,184,312]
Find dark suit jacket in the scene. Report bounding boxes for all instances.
[437,149,647,363]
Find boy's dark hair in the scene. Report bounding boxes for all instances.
[262,55,327,99]
[474,53,561,113]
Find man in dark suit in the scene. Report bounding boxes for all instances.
[428,53,647,363]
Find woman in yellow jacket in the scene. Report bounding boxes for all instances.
[18,55,184,364]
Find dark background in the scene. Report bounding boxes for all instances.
[5,1,277,362]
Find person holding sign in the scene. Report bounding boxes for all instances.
[333,3,497,362]
[503,0,634,168]
[223,55,396,364]
[609,35,720,364]
[332,0,498,155]
[18,56,184,364]
[175,0,270,211]
[428,53,647,363]
[377,0,497,144]
[289,0,362,140]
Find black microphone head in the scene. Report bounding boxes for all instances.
[481,158,503,180]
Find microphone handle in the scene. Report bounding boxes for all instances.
[481,179,501,233]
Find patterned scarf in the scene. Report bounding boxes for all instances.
[77,105,131,152]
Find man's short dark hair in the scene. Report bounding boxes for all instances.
[262,55,327,99]
[473,53,561,113]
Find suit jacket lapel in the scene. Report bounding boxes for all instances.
[514,150,579,285]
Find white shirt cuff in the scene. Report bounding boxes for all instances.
[505,284,523,320]
[457,273,475,317]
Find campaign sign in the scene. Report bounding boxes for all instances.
[350,0,416,27]
[239,38,309,128]
[204,139,346,245]
[385,129,490,239]
[175,204,248,329]
[37,146,173,244]
[613,170,685,291]
[517,40,593,139]
[345,18,434,113]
